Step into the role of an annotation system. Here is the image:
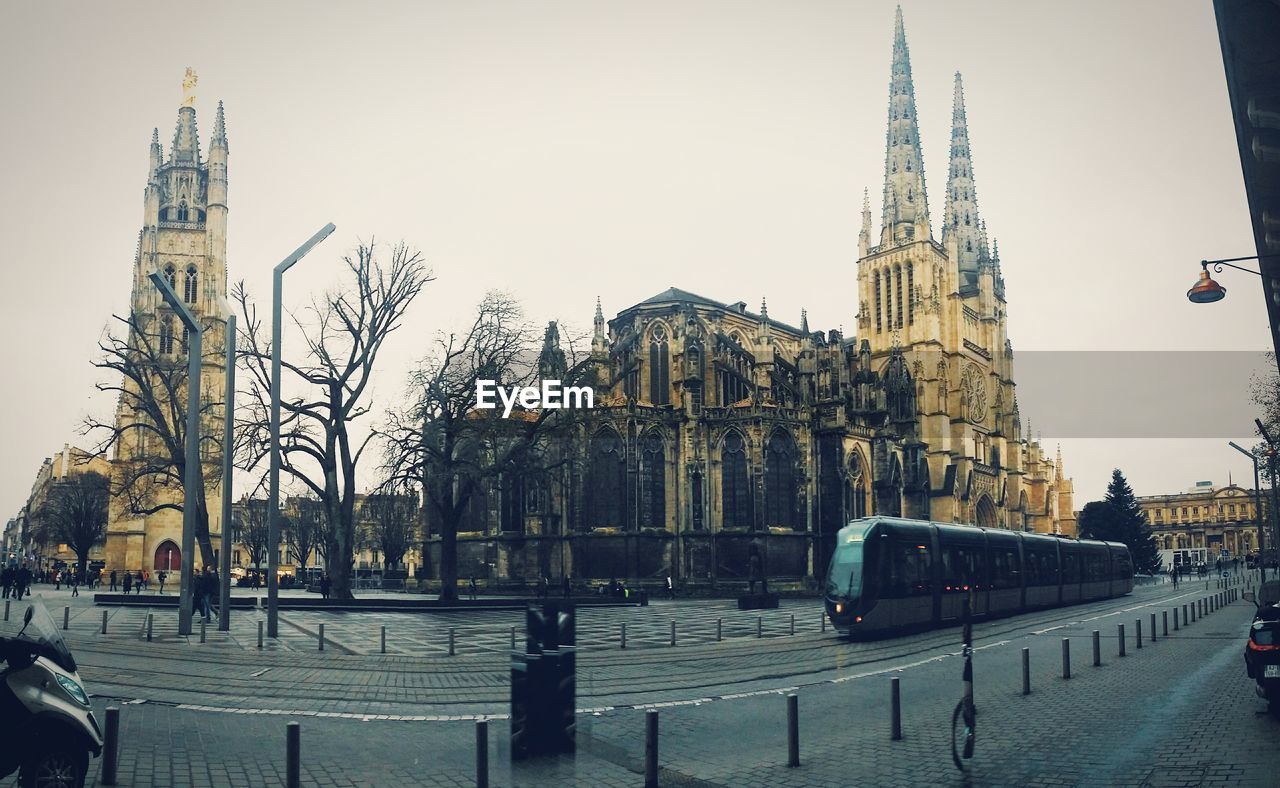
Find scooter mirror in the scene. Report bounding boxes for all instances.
[22,606,32,625]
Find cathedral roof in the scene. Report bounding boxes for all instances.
[633,287,804,335]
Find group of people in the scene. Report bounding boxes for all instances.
[0,564,33,600]
[109,569,163,594]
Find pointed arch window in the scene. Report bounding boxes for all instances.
[648,326,670,405]
[894,265,904,329]
[163,264,177,290]
[721,431,753,530]
[764,431,798,529]
[184,265,198,303]
[874,272,883,332]
[639,433,666,529]
[181,325,190,354]
[907,264,915,325]
[849,452,868,520]
[158,315,174,355]
[586,429,627,530]
[177,201,189,222]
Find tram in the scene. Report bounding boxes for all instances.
[824,517,1134,636]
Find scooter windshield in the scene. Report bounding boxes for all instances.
[13,597,76,673]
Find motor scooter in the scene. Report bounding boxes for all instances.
[0,598,103,787]
[1243,581,1280,718]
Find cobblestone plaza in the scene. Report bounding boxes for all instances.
[2,578,1276,786]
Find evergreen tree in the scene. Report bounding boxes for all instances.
[1077,500,1119,542]
[1099,469,1160,573]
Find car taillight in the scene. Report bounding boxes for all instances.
[1248,639,1280,651]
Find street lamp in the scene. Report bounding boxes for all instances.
[1187,254,1280,303]
[267,224,336,639]
[218,310,236,631]
[1255,418,1280,576]
[148,271,203,636]
[1228,440,1266,581]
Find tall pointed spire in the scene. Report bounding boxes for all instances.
[170,107,200,166]
[148,127,162,183]
[880,7,930,246]
[592,296,608,353]
[858,187,872,257]
[212,100,227,148]
[800,308,809,335]
[942,72,983,289]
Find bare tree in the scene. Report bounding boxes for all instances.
[381,291,593,600]
[30,471,111,577]
[85,310,225,566]
[288,493,330,575]
[234,497,271,587]
[360,482,419,571]
[235,240,431,599]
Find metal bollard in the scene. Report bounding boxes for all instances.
[1185,603,1191,624]
[476,719,489,788]
[63,606,70,630]
[1118,623,1126,657]
[102,706,120,785]
[1173,608,1179,631]
[1062,638,1071,679]
[102,610,108,635]
[716,618,722,642]
[510,626,516,651]
[1135,619,1142,649]
[146,613,153,642]
[1092,630,1101,667]
[621,623,627,650]
[380,625,386,654]
[787,693,799,767]
[821,613,826,633]
[449,627,455,656]
[1191,602,1197,622]
[1022,647,1031,694]
[790,613,795,636]
[3,600,8,621]
[757,616,763,638]
[286,721,300,788]
[318,623,325,651]
[1150,613,1157,643]
[645,709,659,788]
[890,677,902,740]
[257,620,264,649]
[1162,610,1168,637]
[200,619,207,644]
[670,620,676,647]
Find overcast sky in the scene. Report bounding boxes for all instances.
[0,0,1270,521]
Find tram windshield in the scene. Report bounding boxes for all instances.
[826,520,875,598]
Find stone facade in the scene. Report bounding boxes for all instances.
[8,445,113,571]
[422,10,1075,589]
[104,88,230,576]
[1138,481,1266,567]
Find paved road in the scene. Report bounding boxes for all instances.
[2,578,1273,786]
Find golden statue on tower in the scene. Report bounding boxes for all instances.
[181,67,198,108]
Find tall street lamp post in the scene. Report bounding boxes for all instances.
[219,313,236,631]
[1255,419,1280,576]
[148,272,203,637]
[267,224,336,639]
[1228,440,1266,581]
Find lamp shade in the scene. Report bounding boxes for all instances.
[1187,268,1226,303]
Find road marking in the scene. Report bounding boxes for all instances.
[250,668,271,677]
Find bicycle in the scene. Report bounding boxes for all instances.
[951,597,975,771]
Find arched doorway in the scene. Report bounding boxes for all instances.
[154,540,180,571]
[975,496,997,529]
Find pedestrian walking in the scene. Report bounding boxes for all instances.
[1,565,12,599]
[135,571,143,594]
[666,573,675,600]
[562,574,571,599]
[16,565,32,601]
[320,573,332,600]
[109,570,117,592]
[70,571,79,597]
[468,575,477,601]
[158,571,167,594]
[122,571,133,595]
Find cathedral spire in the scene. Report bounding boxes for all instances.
[148,127,161,183]
[858,187,872,257]
[800,308,809,335]
[943,72,982,288]
[212,100,227,149]
[880,6,930,246]
[170,107,201,166]
[592,296,608,353]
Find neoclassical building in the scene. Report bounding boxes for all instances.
[1139,481,1264,567]
[425,9,1075,588]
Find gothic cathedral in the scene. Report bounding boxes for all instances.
[103,73,230,576]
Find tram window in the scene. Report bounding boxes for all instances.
[1060,551,1081,584]
[1024,548,1058,586]
[1113,553,1132,579]
[941,544,981,590]
[990,546,1021,589]
[886,541,932,597]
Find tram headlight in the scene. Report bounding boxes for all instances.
[835,602,844,614]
